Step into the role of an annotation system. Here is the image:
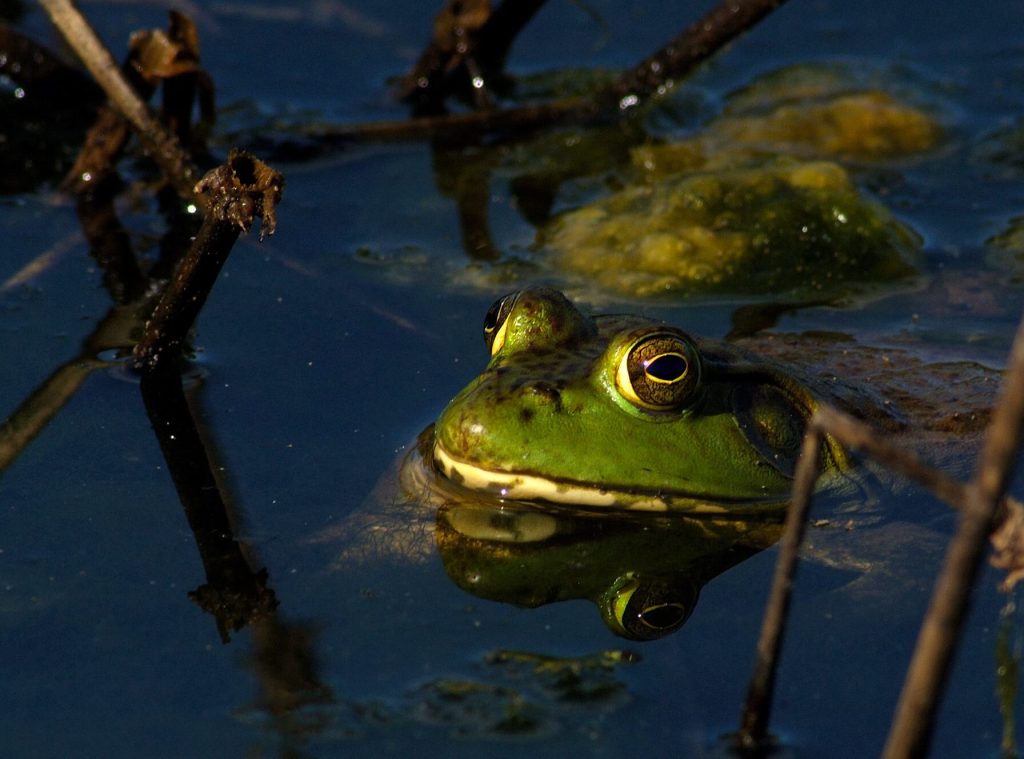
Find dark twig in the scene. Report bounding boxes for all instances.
[883,318,1024,757]
[597,0,789,115]
[474,0,548,76]
[301,0,789,148]
[399,0,548,109]
[63,11,212,194]
[39,0,204,207]
[62,45,156,194]
[131,151,283,372]
[75,175,150,302]
[398,0,496,108]
[300,96,588,146]
[812,405,1014,525]
[736,396,1024,749]
[0,356,101,474]
[737,426,822,750]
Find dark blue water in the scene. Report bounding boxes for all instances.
[3,1,1024,756]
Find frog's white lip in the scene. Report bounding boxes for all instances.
[432,441,671,509]
[430,440,781,513]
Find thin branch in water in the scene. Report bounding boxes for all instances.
[734,388,1024,749]
[598,0,790,115]
[297,0,790,149]
[62,11,212,194]
[883,315,1024,758]
[132,151,283,372]
[0,233,81,294]
[39,0,204,208]
[398,0,548,110]
[62,41,156,194]
[736,424,822,750]
[75,175,151,303]
[398,0,495,108]
[474,0,549,77]
[812,405,1016,526]
[0,357,102,474]
[0,301,143,473]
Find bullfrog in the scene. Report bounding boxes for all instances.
[432,286,852,513]
[322,286,998,639]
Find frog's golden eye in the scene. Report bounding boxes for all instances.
[616,332,702,411]
[483,291,519,356]
[603,574,696,641]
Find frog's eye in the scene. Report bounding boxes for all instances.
[616,332,702,411]
[603,574,697,641]
[483,291,519,356]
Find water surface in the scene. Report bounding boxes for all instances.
[2,1,1024,756]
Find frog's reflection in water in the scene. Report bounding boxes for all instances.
[434,498,783,640]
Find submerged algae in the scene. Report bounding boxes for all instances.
[547,158,921,298]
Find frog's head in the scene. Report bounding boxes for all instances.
[433,287,835,512]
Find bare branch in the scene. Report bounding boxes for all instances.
[737,424,822,750]
[300,0,791,148]
[132,152,283,372]
[39,0,203,207]
[883,315,1024,757]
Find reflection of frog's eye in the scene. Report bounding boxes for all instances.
[483,291,520,356]
[604,574,696,641]
[617,332,702,411]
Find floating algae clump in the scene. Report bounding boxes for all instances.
[546,159,921,299]
[541,66,940,300]
[632,92,942,178]
[712,91,942,161]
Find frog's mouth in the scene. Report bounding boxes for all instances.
[431,440,785,513]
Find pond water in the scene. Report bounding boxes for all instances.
[3,1,1024,756]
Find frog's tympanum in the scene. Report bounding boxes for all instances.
[432,287,843,514]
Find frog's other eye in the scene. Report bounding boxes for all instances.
[616,332,702,411]
[603,574,697,641]
[483,291,519,356]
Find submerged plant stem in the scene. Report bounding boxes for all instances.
[813,405,1016,524]
[0,301,142,474]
